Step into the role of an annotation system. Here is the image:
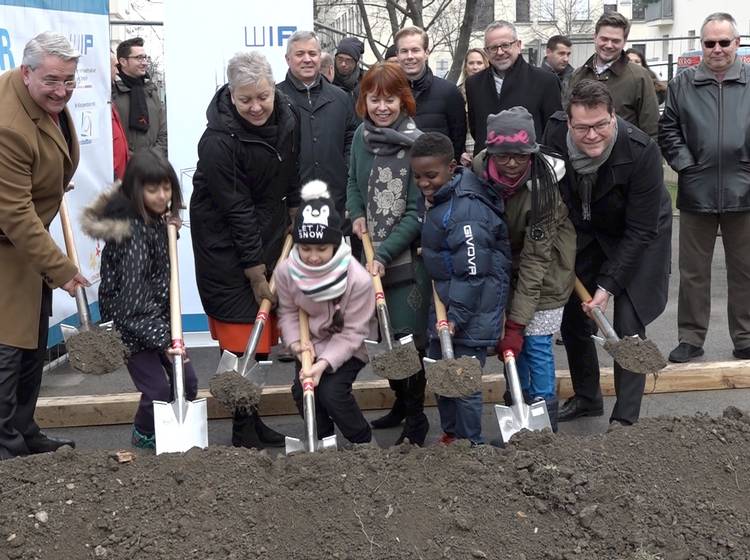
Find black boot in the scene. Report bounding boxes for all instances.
[395,413,429,446]
[232,410,263,449]
[370,398,406,429]
[253,412,286,447]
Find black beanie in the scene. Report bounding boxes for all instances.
[384,44,398,60]
[336,37,365,63]
[293,181,343,246]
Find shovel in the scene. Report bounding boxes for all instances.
[361,232,421,380]
[423,283,482,397]
[59,197,125,375]
[494,350,552,444]
[574,278,666,375]
[212,234,294,410]
[284,309,338,455]
[153,223,209,455]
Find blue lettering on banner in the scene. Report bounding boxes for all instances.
[244,25,298,48]
[0,28,15,70]
[68,33,94,55]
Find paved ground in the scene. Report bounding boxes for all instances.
[39,215,749,451]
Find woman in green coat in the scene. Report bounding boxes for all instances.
[346,62,431,445]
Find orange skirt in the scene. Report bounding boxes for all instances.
[207,314,279,355]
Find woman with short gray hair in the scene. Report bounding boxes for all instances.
[190,51,300,449]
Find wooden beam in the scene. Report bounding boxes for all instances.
[34,361,750,428]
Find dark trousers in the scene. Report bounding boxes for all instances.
[678,211,750,349]
[291,357,371,444]
[0,287,50,459]
[561,253,647,425]
[126,349,198,435]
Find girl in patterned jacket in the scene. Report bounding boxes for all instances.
[82,149,197,449]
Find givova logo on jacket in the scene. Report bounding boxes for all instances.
[463,225,477,276]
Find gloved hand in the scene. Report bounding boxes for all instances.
[244,264,276,305]
[497,319,525,357]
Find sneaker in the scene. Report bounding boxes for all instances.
[131,426,155,449]
[438,432,456,445]
[668,342,704,363]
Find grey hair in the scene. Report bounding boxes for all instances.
[701,12,739,39]
[485,20,518,41]
[286,30,320,56]
[227,51,275,91]
[320,51,334,73]
[22,31,80,69]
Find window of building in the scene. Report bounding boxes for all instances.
[603,3,617,14]
[688,29,696,50]
[473,0,495,31]
[662,34,670,61]
[539,0,555,21]
[572,0,589,21]
[516,0,531,22]
[631,0,645,21]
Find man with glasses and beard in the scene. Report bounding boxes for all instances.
[542,80,672,427]
[465,20,561,156]
[113,37,167,156]
[0,32,87,460]
[659,12,750,364]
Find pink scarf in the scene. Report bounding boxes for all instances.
[486,157,531,200]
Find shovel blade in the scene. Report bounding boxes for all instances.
[365,335,421,380]
[60,323,80,342]
[494,400,552,444]
[153,398,209,455]
[216,350,239,375]
[284,434,338,455]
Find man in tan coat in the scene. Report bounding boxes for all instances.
[0,32,89,460]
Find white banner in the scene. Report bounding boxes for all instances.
[0,1,113,348]
[164,0,313,339]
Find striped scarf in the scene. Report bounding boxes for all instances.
[288,241,352,302]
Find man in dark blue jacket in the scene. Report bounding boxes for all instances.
[411,132,511,445]
[395,27,467,160]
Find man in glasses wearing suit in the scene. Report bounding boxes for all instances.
[659,12,750,364]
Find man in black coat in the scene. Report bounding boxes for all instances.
[466,20,561,155]
[395,26,466,159]
[542,80,671,426]
[277,30,358,218]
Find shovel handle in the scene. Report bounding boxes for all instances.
[298,309,314,376]
[167,224,183,344]
[502,350,525,410]
[361,232,386,302]
[432,282,454,360]
[574,277,619,341]
[59,197,92,329]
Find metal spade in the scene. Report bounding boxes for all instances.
[215,235,294,384]
[153,223,208,455]
[285,309,337,455]
[361,232,421,380]
[423,283,482,397]
[494,350,552,444]
[574,278,667,375]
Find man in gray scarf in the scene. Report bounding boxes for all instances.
[542,80,672,427]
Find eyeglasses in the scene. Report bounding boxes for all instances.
[41,78,77,90]
[484,41,518,55]
[492,153,531,164]
[570,119,612,135]
[703,39,733,49]
[126,55,150,62]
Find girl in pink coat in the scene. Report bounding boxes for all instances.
[274,181,377,444]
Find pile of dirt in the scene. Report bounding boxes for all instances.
[209,371,262,413]
[2,409,750,559]
[65,329,126,375]
[425,356,483,397]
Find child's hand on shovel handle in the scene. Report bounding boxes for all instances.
[300,359,328,387]
[290,340,316,362]
[581,287,610,315]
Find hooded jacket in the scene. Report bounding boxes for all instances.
[190,85,300,323]
[421,167,512,347]
[659,59,750,213]
[473,151,576,325]
[81,188,171,354]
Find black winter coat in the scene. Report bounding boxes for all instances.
[81,189,171,355]
[410,67,467,159]
[466,56,561,155]
[421,168,512,347]
[277,73,357,215]
[543,113,672,326]
[190,85,300,323]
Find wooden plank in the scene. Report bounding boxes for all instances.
[34,361,750,428]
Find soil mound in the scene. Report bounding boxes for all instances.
[1,411,749,559]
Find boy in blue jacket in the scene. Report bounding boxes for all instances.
[411,132,512,445]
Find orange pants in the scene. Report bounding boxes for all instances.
[207,314,279,355]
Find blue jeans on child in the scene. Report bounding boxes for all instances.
[428,340,486,444]
[515,334,556,401]
[126,349,199,435]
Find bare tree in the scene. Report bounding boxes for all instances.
[530,0,602,41]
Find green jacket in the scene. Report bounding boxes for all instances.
[473,152,576,326]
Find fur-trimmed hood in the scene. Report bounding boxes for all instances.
[81,185,138,243]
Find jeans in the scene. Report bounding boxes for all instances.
[515,334,556,402]
[428,339,486,444]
